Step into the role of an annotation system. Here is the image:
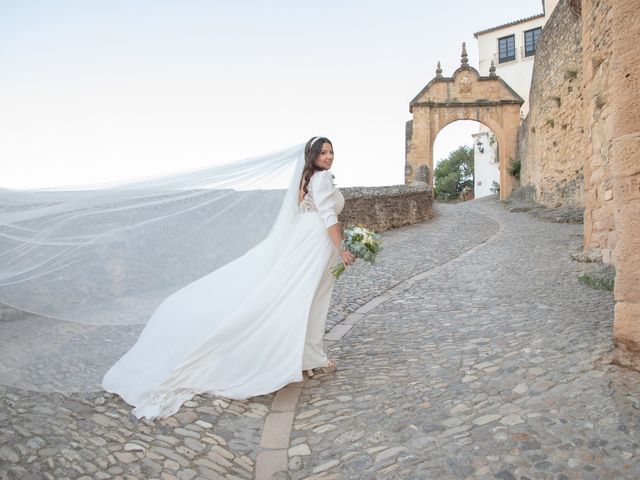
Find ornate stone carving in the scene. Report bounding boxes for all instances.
[459,75,472,93]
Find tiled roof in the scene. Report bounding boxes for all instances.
[473,13,545,38]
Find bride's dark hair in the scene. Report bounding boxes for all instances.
[301,136,332,195]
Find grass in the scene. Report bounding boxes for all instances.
[508,158,521,181]
[578,273,614,291]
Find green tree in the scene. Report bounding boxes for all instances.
[434,145,474,200]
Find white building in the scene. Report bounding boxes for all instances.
[471,132,500,198]
[475,0,560,116]
[472,0,559,198]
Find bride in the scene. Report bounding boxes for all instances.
[102,136,356,419]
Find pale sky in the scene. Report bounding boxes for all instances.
[0,1,543,189]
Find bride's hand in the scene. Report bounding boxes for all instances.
[341,250,356,266]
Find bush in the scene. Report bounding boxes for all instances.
[490,181,500,195]
[508,158,521,181]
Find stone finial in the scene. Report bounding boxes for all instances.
[435,61,443,78]
[461,42,469,66]
[489,60,496,77]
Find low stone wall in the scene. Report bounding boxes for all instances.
[340,183,433,233]
[0,303,29,322]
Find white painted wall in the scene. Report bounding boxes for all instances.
[475,0,560,116]
[544,0,560,15]
[472,132,500,198]
[476,16,545,116]
[472,0,561,195]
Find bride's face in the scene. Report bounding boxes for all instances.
[314,142,334,170]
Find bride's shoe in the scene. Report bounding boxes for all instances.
[304,360,337,378]
[318,359,337,374]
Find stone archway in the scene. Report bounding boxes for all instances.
[405,44,524,200]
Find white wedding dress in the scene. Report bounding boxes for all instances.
[102,168,344,419]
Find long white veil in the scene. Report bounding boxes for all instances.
[0,143,305,392]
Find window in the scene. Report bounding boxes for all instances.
[524,27,542,57]
[498,35,516,63]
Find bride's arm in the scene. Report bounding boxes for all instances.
[327,223,355,266]
[311,171,355,265]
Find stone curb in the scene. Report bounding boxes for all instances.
[253,311,371,478]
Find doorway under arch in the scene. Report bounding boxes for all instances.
[433,119,500,200]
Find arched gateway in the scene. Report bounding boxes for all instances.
[405,44,523,200]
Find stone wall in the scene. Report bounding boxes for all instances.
[581,0,616,263]
[517,0,618,264]
[341,184,433,232]
[518,0,585,208]
[609,0,640,371]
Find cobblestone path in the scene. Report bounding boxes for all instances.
[2,197,639,480]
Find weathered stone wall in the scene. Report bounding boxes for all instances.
[581,0,616,263]
[609,0,640,371]
[517,0,617,264]
[518,0,585,208]
[341,184,433,232]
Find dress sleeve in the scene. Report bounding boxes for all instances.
[310,170,339,229]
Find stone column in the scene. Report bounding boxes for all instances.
[406,106,433,185]
[611,0,640,371]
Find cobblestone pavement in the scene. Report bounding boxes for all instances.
[2,197,639,480]
[290,198,640,479]
[327,201,498,330]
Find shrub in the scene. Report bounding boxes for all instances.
[508,158,521,181]
[578,273,614,291]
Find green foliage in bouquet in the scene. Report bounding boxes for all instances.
[331,225,383,279]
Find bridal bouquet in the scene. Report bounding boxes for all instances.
[331,225,383,279]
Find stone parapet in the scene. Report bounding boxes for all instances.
[340,183,434,233]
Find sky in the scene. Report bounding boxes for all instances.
[0,1,543,189]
